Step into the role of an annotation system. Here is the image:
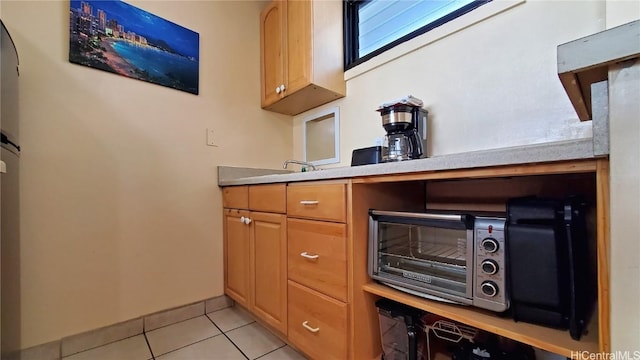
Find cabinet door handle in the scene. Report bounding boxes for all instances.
[299,200,319,205]
[302,321,319,333]
[275,86,281,94]
[240,216,245,223]
[300,252,319,260]
[244,217,252,225]
[280,84,286,92]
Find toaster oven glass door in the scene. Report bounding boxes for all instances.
[373,217,474,300]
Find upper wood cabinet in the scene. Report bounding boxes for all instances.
[260,0,345,116]
[260,1,285,107]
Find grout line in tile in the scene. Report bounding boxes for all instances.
[145,314,207,334]
[146,333,224,359]
[205,313,250,360]
[204,312,256,333]
[143,301,206,333]
[143,332,155,360]
[62,334,144,358]
[253,344,287,360]
[25,297,232,360]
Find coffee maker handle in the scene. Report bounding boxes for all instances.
[407,135,415,155]
[414,132,423,158]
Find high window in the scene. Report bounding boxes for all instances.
[344,0,491,70]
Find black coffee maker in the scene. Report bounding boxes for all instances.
[377,104,427,162]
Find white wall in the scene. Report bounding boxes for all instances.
[608,58,640,356]
[2,0,292,349]
[293,0,605,164]
[605,0,640,353]
[606,0,640,29]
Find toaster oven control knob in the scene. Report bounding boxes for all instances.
[481,281,499,297]
[481,260,499,275]
[481,238,499,253]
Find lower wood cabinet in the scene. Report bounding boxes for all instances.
[224,209,251,308]
[287,280,347,360]
[251,212,287,334]
[285,181,350,359]
[224,164,608,359]
[223,208,287,335]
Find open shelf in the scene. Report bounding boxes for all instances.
[362,282,598,357]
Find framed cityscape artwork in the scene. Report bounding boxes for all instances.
[69,0,200,95]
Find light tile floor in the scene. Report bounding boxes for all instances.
[61,306,307,360]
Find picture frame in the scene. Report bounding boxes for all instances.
[69,0,200,95]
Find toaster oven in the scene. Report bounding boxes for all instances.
[368,210,508,312]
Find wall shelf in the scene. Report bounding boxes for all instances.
[557,20,640,121]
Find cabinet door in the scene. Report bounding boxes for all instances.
[260,0,286,107]
[251,212,288,334]
[224,209,251,308]
[286,0,311,94]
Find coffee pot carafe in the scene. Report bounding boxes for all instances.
[385,133,417,161]
[377,104,427,162]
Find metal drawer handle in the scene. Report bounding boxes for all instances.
[300,252,319,260]
[300,200,319,205]
[302,321,320,333]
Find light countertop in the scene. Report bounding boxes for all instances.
[218,138,601,186]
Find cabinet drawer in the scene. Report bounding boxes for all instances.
[287,184,346,222]
[288,218,347,301]
[249,184,286,213]
[288,281,347,360]
[222,186,249,209]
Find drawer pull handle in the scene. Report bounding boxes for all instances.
[300,252,319,260]
[299,200,319,205]
[302,321,320,333]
